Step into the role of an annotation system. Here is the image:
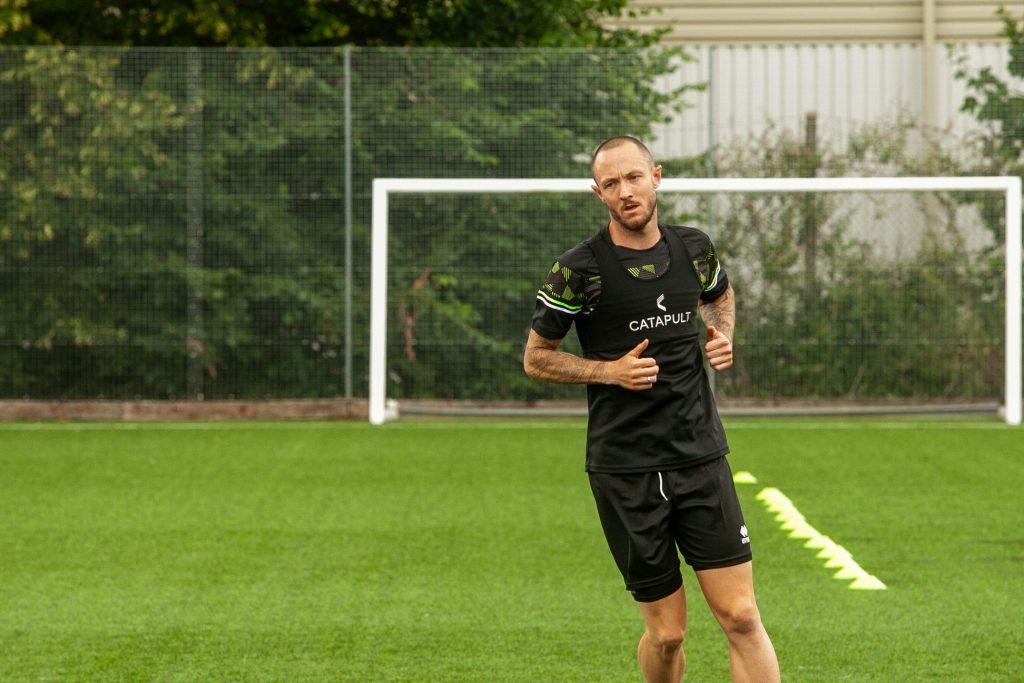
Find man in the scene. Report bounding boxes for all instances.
[523,136,780,683]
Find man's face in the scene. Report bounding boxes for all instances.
[591,143,662,233]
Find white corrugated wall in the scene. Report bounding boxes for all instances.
[616,1,1020,44]
[650,42,1015,160]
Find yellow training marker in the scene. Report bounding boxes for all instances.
[755,486,886,591]
[733,471,759,484]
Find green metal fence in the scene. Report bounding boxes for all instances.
[0,46,1018,406]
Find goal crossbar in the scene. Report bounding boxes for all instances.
[370,176,1023,426]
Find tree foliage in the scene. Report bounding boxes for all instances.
[0,3,691,399]
[952,6,1024,244]
[662,114,1003,402]
[0,0,662,48]
[956,6,1024,174]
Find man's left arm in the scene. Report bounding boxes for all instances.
[699,284,735,371]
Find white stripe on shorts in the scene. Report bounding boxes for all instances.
[657,472,668,501]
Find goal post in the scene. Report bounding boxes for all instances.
[369,176,1022,426]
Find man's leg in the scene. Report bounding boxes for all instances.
[635,585,687,683]
[695,561,779,683]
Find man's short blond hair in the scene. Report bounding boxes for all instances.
[590,136,655,178]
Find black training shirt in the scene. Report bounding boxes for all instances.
[532,224,730,473]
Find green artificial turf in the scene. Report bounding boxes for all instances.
[0,418,1020,681]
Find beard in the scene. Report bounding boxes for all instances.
[612,201,656,232]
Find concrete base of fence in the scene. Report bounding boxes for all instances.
[0,399,369,421]
[393,399,1000,419]
[0,398,1000,421]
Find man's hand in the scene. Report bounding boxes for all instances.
[523,330,658,390]
[609,338,660,391]
[705,325,733,371]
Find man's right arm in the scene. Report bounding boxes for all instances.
[523,330,660,391]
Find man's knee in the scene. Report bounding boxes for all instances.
[717,600,761,638]
[645,625,686,654]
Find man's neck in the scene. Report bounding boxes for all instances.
[608,218,661,250]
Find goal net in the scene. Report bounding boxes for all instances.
[369,177,1022,425]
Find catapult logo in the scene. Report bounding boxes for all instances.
[628,293,693,332]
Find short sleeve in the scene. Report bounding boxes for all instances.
[531,247,600,340]
[677,228,729,302]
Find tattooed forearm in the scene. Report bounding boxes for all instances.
[699,285,736,341]
[526,349,607,384]
[523,331,608,385]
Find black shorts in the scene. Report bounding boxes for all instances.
[588,456,752,603]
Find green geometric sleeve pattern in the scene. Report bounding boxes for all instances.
[694,241,727,301]
[536,260,598,316]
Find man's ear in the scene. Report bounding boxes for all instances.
[652,164,663,189]
[590,183,601,198]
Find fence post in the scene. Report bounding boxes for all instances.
[186,47,205,400]
[802,111,819,301]
[344,45,354,399]
[707,45,718,396]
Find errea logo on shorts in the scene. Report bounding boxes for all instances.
[740,525,750,544]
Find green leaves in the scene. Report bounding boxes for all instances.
[0,46,686,398]
[0,0,693,399]
[954,8,1024,171]
[0,0,658,49]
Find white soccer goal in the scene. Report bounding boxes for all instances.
[369,176,1022,426]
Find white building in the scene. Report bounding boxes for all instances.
[610,1,1022,159]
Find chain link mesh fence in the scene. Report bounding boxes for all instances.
[0,46,1018,408]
